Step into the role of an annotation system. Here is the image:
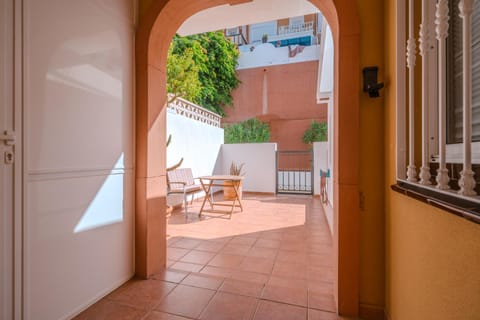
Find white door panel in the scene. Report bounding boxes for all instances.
[23,0,135,319]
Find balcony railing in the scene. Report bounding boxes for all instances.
[278,21,314,36]
[167,96,222,128]
[227,33,248,46]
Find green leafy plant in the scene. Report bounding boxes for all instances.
[168,32,240,115]
[302,121,328,144]
[224,118,271,143]
[166,46,202,104]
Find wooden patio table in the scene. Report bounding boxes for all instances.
[198,175,244,218]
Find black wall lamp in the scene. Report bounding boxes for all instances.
[363,66,384,98]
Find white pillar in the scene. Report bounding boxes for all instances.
[458,0,477,195]
[435,0,450,190]
[419,0,432,185]
[407,0,418,182]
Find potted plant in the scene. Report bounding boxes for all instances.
[224,162,245,200]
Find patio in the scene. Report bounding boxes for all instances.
[75,194,348,320]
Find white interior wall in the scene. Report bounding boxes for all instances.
[219,143,277,193]
[23,1,135,319]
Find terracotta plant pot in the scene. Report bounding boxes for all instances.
[223,180,243,200]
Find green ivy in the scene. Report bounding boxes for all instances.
[302,121,328,144]
[224,118,271,144]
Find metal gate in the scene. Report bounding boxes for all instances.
[276,150,313,194]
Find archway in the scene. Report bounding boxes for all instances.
[136,0,360,316]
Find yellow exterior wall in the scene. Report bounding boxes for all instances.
[384,0,480,319]
[357,0,386,312]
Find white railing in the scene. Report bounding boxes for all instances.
[399,0,478,198]
[278,21,314,35]
[167,96,222,128]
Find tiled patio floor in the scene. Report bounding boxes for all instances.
[75,194,354,320]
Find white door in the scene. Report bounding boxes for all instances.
[0,0,22,319]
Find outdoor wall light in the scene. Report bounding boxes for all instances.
[362,66,384,98]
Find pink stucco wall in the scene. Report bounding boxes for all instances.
[223,60,327,150]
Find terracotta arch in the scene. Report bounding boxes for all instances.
[135,0,360,316]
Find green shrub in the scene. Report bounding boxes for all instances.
[224,118,270,143]
[302,121,328,144]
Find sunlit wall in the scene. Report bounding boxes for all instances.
[23,0,135,319]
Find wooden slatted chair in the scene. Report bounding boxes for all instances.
[166,168,202,217]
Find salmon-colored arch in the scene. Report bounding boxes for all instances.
[135,0,360,316]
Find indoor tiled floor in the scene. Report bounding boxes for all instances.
[75,194,354,320]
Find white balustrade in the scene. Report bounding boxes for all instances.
[458,0,477,195]
[406,0,418,182]
[167,96,222,128]
[278,21,314,35]
[399,0,479,198]
[435,0,451,190]
[419,0,432,185]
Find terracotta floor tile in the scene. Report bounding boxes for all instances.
[219,279,265,298]
[221,243,252,256]
[73,299,147,320]
[181,273,224,290]
[308,281,334,295]
[280,241,308,252]
[208,236,233,244]
[253,300,307,320]
[230,236,258,246]
[268,275,308,290]
[229,270,269,285]
[199,292,258,320]
[260,231,283,240]
[155,284,215,319]
[272,261,308,280]
[254,239,282,249]
[144,311,192,320]
[106,279,176,310]
[309,253,333,267]
[170,238,202,250]
[276,250,309,263]
[179,250,216,265]
[239,256,274,274]
[82,195,336,320]
[262,283,308,307]
[246,247,278,259]
[308,309,339,320]
[199,265,233,278]
[208,253,245,268]
[170,261,204,273]
[152,269,189,284]
[167,248,190,261]
[195,241,226,253]
[308,266,334,282]
[308,291,336,313]
[308,243,333,255]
